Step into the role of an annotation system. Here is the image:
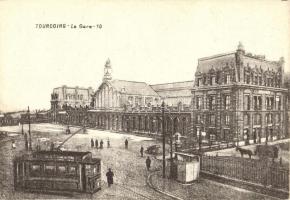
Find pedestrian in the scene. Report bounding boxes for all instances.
[125,139,128,149]
[12,140,16,149]
[100,140,103,149]
[140,146,144,157]
[36,138,41,151]
[106,168,114,187]
[91,138,94,148]
[107,139,110,148]
[95,139,99,149]
[146,156,151,171]
[50,142,54,151]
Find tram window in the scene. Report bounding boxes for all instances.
[68,166,77,175]
[31,164,40,172]
[45,165,56,175]
[58,166,66,173]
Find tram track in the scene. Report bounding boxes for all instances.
[116,183,171,200]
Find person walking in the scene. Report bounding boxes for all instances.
[125,139,128,149]
[107,139,110,148]
[146,156,151,171]
[95,139,99,149]
[91,138,94,148]
[140,146,144,157]
[100,140,104,149]
[11,140,16,149]
[106,168,114,187]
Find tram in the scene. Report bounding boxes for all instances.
[13,150,102,194]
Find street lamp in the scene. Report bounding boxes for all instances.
[198,121,204,151]
[28,106,32,151]
[161,101,166,178]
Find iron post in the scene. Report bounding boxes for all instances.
[161,101,166,178]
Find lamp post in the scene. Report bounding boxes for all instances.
[161,101,166,178]
[28,106,32,151]
[21,119,24,135]
[199,121,203,151]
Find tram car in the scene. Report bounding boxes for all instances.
[13,150,101,194]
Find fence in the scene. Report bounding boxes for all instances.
[201,155,289,191]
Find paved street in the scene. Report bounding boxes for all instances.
[0,123,282,199]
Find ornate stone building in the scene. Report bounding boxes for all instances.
[192,42,287,146]
[50,86,94,122]
[51,86,94,109]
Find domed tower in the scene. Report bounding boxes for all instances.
[103,58,112,82]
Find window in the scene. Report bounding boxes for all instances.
[209,134,216,141]
[254,114,261,125]
[68,166,77,175]
[254,76,258,85]
[208,96,215,110]
[196,97,202,109]
[224,95,230,110]
[135,97,142,106]
[224,74,231,84]
[254,96,262,110]
[244,114,250,125]
[276,114,280,124]
[246,74,250,84]
[266,97,274,110]
[145,97,152,105]
[80,95,83,100]
[210,76,215,85]
[45,165,56,175]
[128,96,133,105]
[244,95,250,110]
[31,164,40,172]
[58,166,66,173]
[276,96,281,110]
[197,78,202,86]
[196,115,201,123]
[225,115,230,125]
[266,114,273,124]
[209,114,215,125]
[258,76,262,85]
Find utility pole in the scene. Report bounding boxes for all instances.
[161,101,166,178]
[21,119,24,135]
[28,106,32,150]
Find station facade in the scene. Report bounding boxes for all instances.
[51,42,288,149]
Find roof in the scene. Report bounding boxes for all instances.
[243,55,281,72]
[150,81,193,91]
[109,79,159,96]
[150,81,193,98]
[197,53,236,74]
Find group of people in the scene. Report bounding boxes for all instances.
[91,138,110,149]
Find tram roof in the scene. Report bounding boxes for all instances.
[34,150,91,157]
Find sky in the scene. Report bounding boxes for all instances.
[0,0,289,112]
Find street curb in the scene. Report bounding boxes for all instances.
[146,170,183,200]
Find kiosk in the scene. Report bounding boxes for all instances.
[175,152,200,183]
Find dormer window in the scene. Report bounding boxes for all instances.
[210,76,216,85]
[224,74,231,84]
[197,78,202,86]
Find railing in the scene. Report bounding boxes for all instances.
[201,155,289,191]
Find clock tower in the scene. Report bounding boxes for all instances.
[103,58,112,82]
